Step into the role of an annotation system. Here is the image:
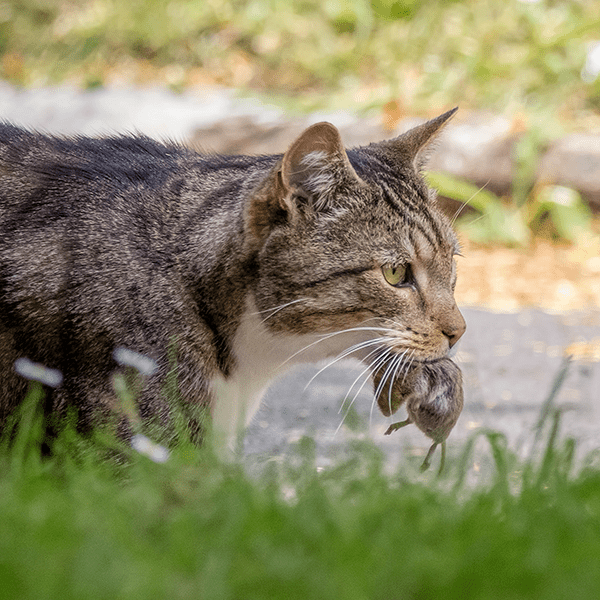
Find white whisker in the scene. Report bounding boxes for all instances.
[374,349,406,403]
[463,212,488,227]
[380,351,408,417]
[370,348,411,428]
[337,347,386,414]
[303,337,392,392]
[401,349,417,384]
[334,350,390,436]
[277,325,395,369]
[360,351,394,429]
[252,298,308,322]
[387,352,408,416]
[450,178,491,226]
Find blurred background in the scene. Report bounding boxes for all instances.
[2,0,599,119]
[2,0,600,460]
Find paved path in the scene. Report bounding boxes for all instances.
[2,83,598,470]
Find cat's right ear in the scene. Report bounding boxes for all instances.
[279,122,362,213]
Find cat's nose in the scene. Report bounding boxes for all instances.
[442,306,466,348]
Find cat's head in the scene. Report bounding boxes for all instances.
[245,110,466,415]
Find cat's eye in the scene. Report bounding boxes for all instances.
[382,264,407,287]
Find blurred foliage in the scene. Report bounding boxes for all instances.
[427,171,593,246]
[5,357,600,599]
[1,0,599,120]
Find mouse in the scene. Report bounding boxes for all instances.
[384,357,463,473]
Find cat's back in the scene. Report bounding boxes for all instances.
[0,123,278,219]
[0,123,278,304]
[0,123,194,204]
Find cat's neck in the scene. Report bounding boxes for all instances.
[209,294,319,451]
[210,293,376,452]
[173,167,268,376]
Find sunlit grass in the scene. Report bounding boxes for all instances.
[3,0,600,124]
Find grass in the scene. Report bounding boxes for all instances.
[3,0,600,125]
[3,361,600,599]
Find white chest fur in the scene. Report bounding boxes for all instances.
[209,295,370,453]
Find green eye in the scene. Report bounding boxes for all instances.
[382,265,407,287]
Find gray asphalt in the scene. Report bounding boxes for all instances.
[2,83,598,470]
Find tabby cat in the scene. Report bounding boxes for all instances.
[0,109,465,451]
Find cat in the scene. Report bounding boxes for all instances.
[0,109,466,451]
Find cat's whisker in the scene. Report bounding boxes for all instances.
[378,350,408,417]
[373,349,405,403]
[253,298,309,323]
[367,348,399,430]
[303,337,392,392]
[337,347,387,415]
[401,349,417,384]
[450,202,468,227]
[334,350,391,436]
[450,178,491,227]
[387,351,408,416]
[370,347,412,429]
[323,336,392,370]
[463,211,488,227]
[314,326,396,338]
[277,325,395,369]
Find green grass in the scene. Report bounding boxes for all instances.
[3,0,600,123]
[3,364,600,600]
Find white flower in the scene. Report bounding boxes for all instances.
[582,41,600,83]
[113,347,158,376]
[14,357,63,388]
[131,434,170,463]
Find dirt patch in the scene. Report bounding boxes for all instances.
[455,235,600,312]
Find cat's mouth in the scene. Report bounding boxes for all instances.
[371,359,421,417]
[409,338,460,364]
[416,355,454,365]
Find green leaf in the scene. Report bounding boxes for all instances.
[535,185,592,242]
[426,171,530,246]
[425,171,503,214]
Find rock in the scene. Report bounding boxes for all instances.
[189,114,390,155]
[426,112,516,197]
[191,111,600,210]
[189,116,308,155]
[538,134,600,206]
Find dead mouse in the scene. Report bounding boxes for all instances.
[383,358,464,473]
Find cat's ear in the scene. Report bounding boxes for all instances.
[383,107,457,171]
[244,122,360,250]
[280,122,362,212]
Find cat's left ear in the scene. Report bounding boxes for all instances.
[279,121,363,212]
[383,107,457,171]
[244,123,361,251]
